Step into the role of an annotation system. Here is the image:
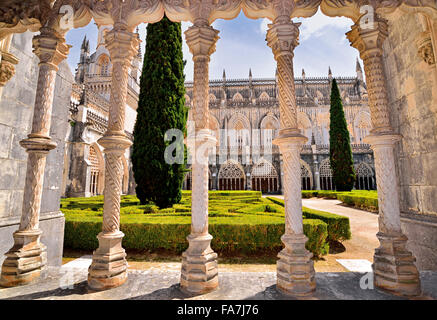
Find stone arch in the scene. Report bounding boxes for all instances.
[232,92,244,101]
[228,113,251,149]
[297,112,312,144]
[88,143,105,196]
[208,93,217,102]
[354,111,372,144]
[300,160,313,191]
[319,158,334,190]
[258,91,270,100]
[251,158,279,193]
[218,160,245,190]
[260,113,279,147]
[355,162,376,190]
[209,115,220,146]
[121,155,129,195]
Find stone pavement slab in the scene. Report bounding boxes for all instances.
[0,267,435,300]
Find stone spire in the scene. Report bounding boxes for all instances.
[356,57,363,81]
[302,68,306,81]
[328,66,333,81]
[81,35,87,50]
[222,68,226,81]
[249,68,252,85]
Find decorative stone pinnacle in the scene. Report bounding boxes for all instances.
[266,21,301,59]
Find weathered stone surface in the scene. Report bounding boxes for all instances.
[383,12,437,270]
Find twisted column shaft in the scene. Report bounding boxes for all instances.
[348,17,421,296]
[1,28,68,287]
[19,29,69,231]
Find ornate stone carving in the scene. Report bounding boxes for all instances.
[347,17,392,133]
[0,51,18,87]
[88,27,139,291]
[267,17,315,296]
[0,27,69,287]
[181,24,219,295]
[348,13,421,296]
[417,33,435,65]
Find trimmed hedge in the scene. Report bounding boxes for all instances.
[266,197,351,242]
[64,218,329,258]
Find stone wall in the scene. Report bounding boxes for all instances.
[0,31,73,266]
[383,11,437,270]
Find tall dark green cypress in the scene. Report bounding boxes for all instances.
[329,79,356,191]
[132,16,187,208]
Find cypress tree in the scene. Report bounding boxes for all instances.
[132,16,187,208]
[329,78,356,191]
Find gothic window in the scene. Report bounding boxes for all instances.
[218,160,245,191]
[355,163,375,190]
[259,92,270,100]
[319,159,335,190]
[251,159,279,193]
[301,160,313,191]
[89,145,102,196]
[98,54,110,76]
[233,92,243,101]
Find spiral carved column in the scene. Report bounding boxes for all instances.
[267,18,315,296]
[181,24,219,295]
[348,18,421,296]
[0,28,69,287]
[88,28,139,291]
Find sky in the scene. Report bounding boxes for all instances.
[65,9,362,81]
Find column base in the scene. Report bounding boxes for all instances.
[373,232,421,296]
[180,234,218,295]
[276,234,316,297]
[0,229,47,287]
[88,231,128,291]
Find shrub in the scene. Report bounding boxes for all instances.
[266,197,351,242]
[63,218,329,258]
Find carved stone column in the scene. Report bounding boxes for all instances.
[347,17,421,296]
[180,24,219,295]
[0,28,69,287]
[88,27,139,291]
[267,18,315,296]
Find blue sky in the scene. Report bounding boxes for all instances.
[66,9,361,81]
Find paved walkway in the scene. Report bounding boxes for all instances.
[266,196,380,272]
[0,267,435,300]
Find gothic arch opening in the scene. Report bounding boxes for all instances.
[183,167,213,191]
[251,158,279,193]
[218,160,245,191]
[355,162,376,191]
[88,144,104,196]
[301,160,313,190]
[319,158,335,190]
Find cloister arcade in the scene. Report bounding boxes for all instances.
[0,0,436,298]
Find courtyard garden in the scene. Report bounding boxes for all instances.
[301,190,378,212]
[61,191,352,259]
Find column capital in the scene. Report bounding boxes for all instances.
[266,20,301,60]
[363,133,402,147]
[185,25,220,59]
[104,28,140,64]
[32,28,70,71]
[347,17,389,59]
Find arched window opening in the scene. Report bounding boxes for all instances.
[218,161,245,191]
[319,159,335,191]
[89,146,102,196]
[355,163,376,190]
[301,161,313,190]
[251,159,279,194]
